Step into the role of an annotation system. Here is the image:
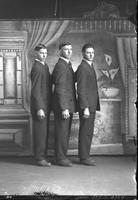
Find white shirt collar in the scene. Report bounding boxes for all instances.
[60,56,70,64]
[35,59,45,65]
[83,58,93,66]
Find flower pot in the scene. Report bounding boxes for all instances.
[101,87,120,98]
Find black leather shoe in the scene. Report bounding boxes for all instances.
[57,159,72,167]
[80,158,96,166]
[37,159,51,167]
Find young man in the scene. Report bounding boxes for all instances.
[52,42,77,167]
[30,44,52,166]
[76,43,100,166]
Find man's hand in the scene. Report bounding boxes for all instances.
[37,109,45,120]
[62,109,70,119]
[83,107,90,118]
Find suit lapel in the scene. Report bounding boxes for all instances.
[82,60,97,80]
[82,60,93,74]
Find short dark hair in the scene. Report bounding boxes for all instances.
[82,43,94,53]
[34,43,47,51]
[59,42,72,50]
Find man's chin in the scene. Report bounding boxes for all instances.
[66,56,71,59]
[67,54,72,58]
[87,59,93,62]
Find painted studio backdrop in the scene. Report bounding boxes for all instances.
[0,19,137,155]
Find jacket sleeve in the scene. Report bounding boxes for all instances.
[31,66,45,111]
[77,66,89,109]
[54,65,68,110]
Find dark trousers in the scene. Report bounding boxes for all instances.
[78,111,96,160]
[54,112,73,161]
[33,115,49,161]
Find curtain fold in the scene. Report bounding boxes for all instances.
[116,37,137,85]
[21,20,71,106]
[116,37,137,138]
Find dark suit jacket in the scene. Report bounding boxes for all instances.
[30,60,51,118]
[76,60,100,112]
[52,58,77,113]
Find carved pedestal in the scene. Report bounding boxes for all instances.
[0,30,32,155]
[0,109,32,155]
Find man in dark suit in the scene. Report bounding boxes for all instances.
[30,44,52,166]
[52,42,77,167]
[76,43,100,166]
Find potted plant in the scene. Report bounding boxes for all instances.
[98,67,120,98]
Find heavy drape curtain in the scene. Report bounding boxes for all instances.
[21,20,71,106]
[116,37,137,85]
[116,37,137,138]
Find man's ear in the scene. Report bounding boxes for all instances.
[29,50,38,60]
[59,49,63,57]
[34,51,39,58]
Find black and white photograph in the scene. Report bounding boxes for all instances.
[0,0,137,199]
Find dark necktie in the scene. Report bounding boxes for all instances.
[68,61,72,68]
[68,61,73,72]
[91,63,97,77]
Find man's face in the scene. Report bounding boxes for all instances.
[60,45,72,59]
[83,47,95,62]
[37,48,48,62]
